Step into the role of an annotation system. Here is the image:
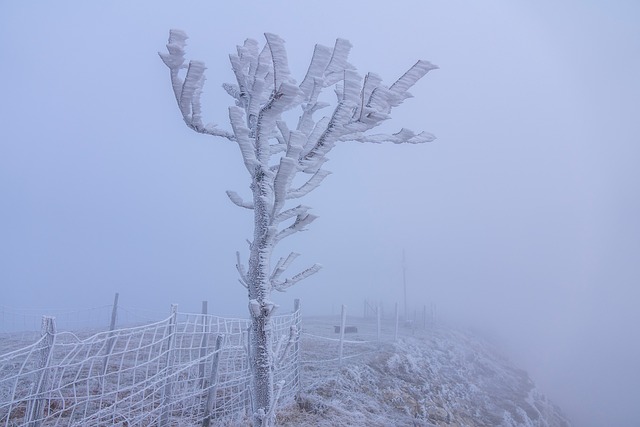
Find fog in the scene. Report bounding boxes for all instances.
[1,1,639,426]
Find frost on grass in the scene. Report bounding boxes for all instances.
[278,321,571,427]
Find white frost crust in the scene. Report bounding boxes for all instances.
[228,106,259,175]
[270,252,300,283]
[164,31,438,426]
[346,128,436,144]
[273,263,322,292]
[159,30,235,140]
[273,205,310,225]
[324,38,355,86]
[264,33,295,89]
[274,213,318,244]
[299,44,332,98]
[272,157,297,215]
[226,190,254,209]
[236,251,249,288]
[389,60,439,98]
[287,169,332,200]
[164,29,437,310]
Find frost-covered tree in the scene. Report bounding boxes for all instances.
[160,30,436,426]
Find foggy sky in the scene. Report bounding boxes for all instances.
[1,1,639,426]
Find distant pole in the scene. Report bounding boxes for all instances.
[394,302,399,341]
[376,303,381,342]
[338,305,347,365]
[402,250,407,322]
[423,304,427,329]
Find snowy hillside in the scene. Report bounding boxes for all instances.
[278,318,571,427]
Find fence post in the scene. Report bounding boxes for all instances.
[160,304,178,427]
[293,299,301,398]
[27,316,56,427]
[394,302,399,342]
[244,325,253,416]
[376,303,381,342]
[431,302,436,326]
[198,301,209,386]
[338,305,346,365]
[109,292,119,330]
[202,334,224,427]
[101,293,119,378]
[423,304,427,329]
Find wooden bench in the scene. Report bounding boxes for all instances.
[334,325,358,333]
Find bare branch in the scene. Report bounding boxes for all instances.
[299,44,332,98]
[272,157,297,215]
[302,100,356,162]
[264,33,294,90]
[345,128,436,144]
[228,106,259,175]
[389,60,439,98]
[287,169,332,199]
[324,38,354,86]
[226,190,254,209]
[273,264,323,292]
[275,213,318,243]
[236,251,249,287]
[273,205,310,225]
[270,252,300,282]
[160,30,235,141]
[275,325,299,367]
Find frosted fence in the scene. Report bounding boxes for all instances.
[0,308,301,427]
[299,304,415,366]
[0,305,114,336]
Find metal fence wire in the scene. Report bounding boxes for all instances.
[0,307,301,427]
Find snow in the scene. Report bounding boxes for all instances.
[275,317,571,427]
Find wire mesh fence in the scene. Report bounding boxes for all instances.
[0,303,301,427]
[1,298,432,426]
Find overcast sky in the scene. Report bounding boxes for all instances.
[1,1,639,426]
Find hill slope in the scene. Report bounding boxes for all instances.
[278,322,570,427]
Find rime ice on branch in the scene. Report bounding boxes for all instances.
[160,29,436,427]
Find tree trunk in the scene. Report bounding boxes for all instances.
[247,167,276,426]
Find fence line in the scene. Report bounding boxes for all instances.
[0,305,114,337]
[299,301,434,367]
[0,303,301,427]
[1,297,435,426]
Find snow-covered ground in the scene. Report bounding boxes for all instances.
[1,315,570,427]
[277,316,571,427]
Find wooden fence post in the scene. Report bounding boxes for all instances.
[423,304,427,329]
[431,302,437,325]
[394,302,399,342]
[27,316,56,427]
[338,305,346,365]
[101,293,119,378]
[109,292,119,331]
[159,304,178,427]
[198,301,209,386]
[202,334,224,427]
[376,303,381,342]
[293,299,301,398]
[244,325,252,416]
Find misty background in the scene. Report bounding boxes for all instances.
[1,1,639,426]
